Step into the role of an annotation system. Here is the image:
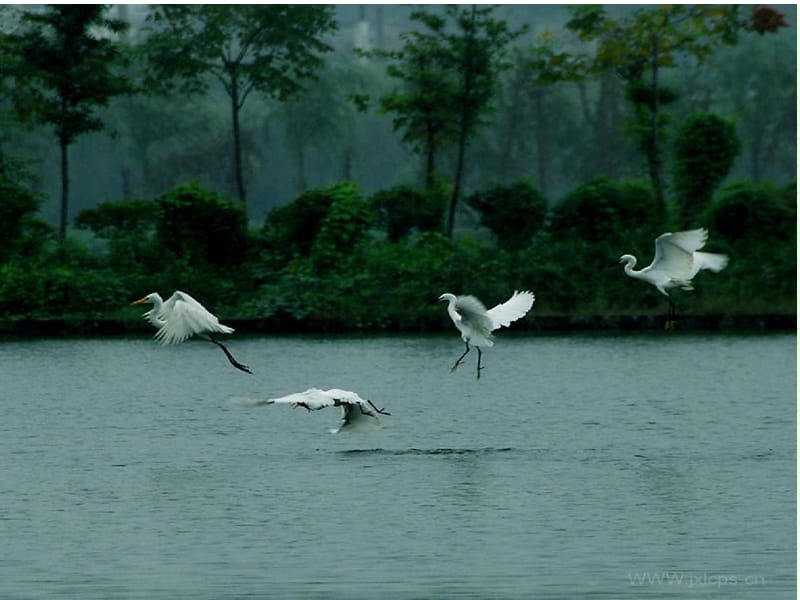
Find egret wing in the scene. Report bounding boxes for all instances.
[155,291,233,344]
[454,295,494,336]
[650,232,698,280]
[691,251,729,276]
[663,228,708,254]
[487,290,535,330]
[337,402,382,433]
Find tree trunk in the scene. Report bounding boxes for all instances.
[294,141,307,194]
[648,34,665,222]
[424,125,435,189]
[750,122,763,182]
[59,137,69,241]
[446,4,477,239]
[230,76,247,207]
[447,135,467,239]
[532,88,548,196]
[341,146,353,181]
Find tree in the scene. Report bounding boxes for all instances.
[143,5,336,210]
[370,184,446,242]
[279,56,369,195]
[711,33,796,182]
[0,167,40,263]
[155,182,248,269]
[3,5,132,240]
[673,112,740,228]
[434,6,526,238]
[465,180,546,251]
[375,15,455,190]
[376,6,524,237]
[562,5,786,221]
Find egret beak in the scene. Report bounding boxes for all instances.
[131,297,148,306]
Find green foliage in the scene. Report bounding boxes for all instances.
[75,199,160,274]
[465,179,547,250]
[4,5,132,143]
[3,5,133,238]
[375,19,456,187]
[674,112,740,227]
[376,5,525,234]
[370,184,445,242]
[0,241,126,318]
[155,182,248,269]
[548,177,659,243]
[310,182,374,272]
[561,5,775,220]
[706,180,793,244]
[700,181,796,312]
[143,5,337,204]
[251,232,517,331]
[0,170,40,262]
[144,5,336,100]
[260,182,347,264]
[75,199,158,239]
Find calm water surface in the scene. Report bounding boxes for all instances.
[0,333,795,599]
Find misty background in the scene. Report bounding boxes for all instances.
[7,4,796,227]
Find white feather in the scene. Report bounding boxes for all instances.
[438,290,535,378]
[232,388,387,434]
[620,228,729,297]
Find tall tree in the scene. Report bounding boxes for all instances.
[434,5,525,238]
[143,5,336,210]
[562,4,786,221]
[3,5,132,240]
[375,14,455,191]
[279,56,370,195]
[377,6,523,237]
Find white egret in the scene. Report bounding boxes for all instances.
[131,290,252,374]
[438,290,535,378]
[619,228,729,330]
[233,388,390,433]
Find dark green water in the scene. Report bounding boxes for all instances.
[0,334,795,598]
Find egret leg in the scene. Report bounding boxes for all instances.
[367,399,391,416]
[664,300,677,332]
[476,347,484,379]
[451,342,471,372]
[206,335,252,374]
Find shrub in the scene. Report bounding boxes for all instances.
[673,112,740,228]
[465,179,547,250]
[156,182,248,268]
[0,171,41,262]
[310,182,374,272]
[260,182,348,264]
[548,177,659,243]
[706,180,793,244]
[370,184,445,242]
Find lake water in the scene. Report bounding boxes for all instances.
[0,333,795,599]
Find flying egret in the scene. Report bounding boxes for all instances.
[439,290,535,379]
[131,290,252,374]
[233,388,390,433]
[619,228,729,330]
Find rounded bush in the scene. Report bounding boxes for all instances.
[465,179,546,250]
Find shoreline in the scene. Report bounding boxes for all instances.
[0,313,794,337]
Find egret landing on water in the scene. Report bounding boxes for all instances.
[439,290,535,379]
[619,228,729,331]
[132,290,252,374]
[233,388,391,433]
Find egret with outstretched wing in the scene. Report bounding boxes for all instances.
[619,228,728,329]
[132,290,252,374]
[234,388,390,433]
[438,290,535,378]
